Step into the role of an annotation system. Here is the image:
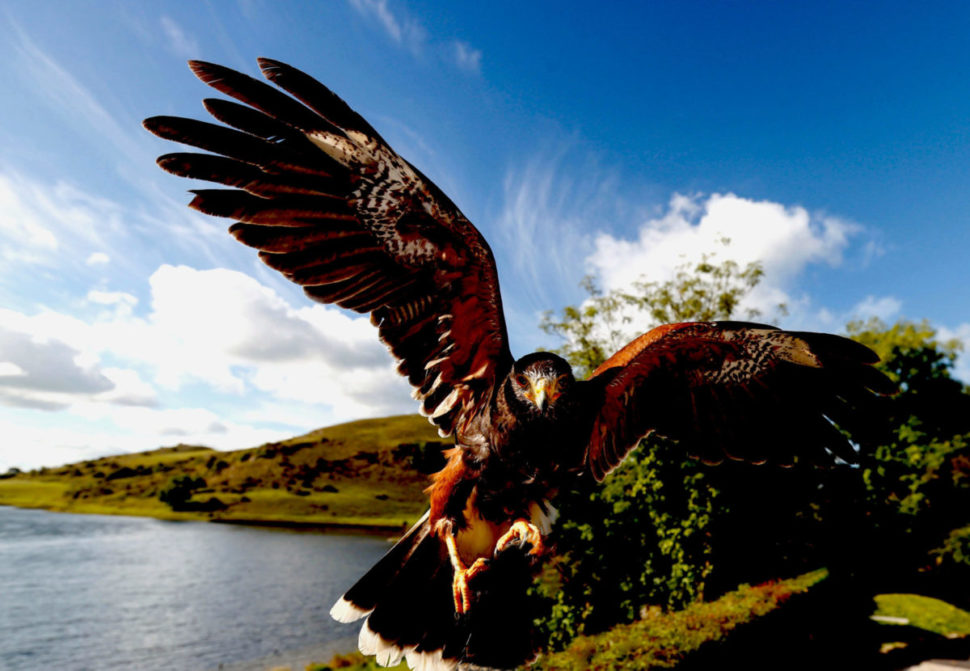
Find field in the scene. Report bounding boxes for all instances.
[0,414,442,530]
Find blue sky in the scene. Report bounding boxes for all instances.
[2,0,969,470]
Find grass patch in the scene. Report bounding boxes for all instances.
[874,593,970,637]
[307,650,407,670]
[0,479,70,507]
[305,570,827,671]
[533,569,827,670]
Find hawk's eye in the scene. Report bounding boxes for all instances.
[515,374,528,387]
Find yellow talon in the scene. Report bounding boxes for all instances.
[451,557,488,615]
[496,519,544,556]
[443,527,490,615]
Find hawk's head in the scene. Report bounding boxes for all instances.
[507,352,575,416]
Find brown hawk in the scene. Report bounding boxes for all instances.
[145,59,893,671]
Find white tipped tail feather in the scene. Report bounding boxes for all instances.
[330,595,370,623]
[358,620,409,667]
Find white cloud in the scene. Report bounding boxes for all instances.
[87,290,137,306]
[938,322,970,384]
[0,172,59,261]
[0,409,290,473]
[0,362,26,377]
[848,295,903,323]
[453,40,482,73]
[348,0,427,53]
[86,252,110,266]
[8,264,407,410]
[0,322,114,400]
[0,263,418,469]
[159,16,199,59]
[587,192,862,333]
[136,265,408,416]
[94,368,158,408]
[0,170,125,270]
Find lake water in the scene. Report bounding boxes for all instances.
[0,506,393,671]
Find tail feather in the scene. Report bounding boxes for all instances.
[331,511,540,670]
[331,510,431,623]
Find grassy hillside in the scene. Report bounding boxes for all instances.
[0,414,443,529]
[305,571,829,671]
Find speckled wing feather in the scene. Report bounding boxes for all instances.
[144,59,513,437]
[581,321,895,481]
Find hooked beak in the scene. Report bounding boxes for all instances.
[531,378,556,411]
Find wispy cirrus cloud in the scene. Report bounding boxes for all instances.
[495,144,619,318]
[7,20,144,162]
[452,40,482,73]
[347,0,482,73]
[348,0,427,53]
[159,16,199,59]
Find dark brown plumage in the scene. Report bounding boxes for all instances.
[145,59,893,671]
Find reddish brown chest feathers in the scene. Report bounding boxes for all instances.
[427,447,468,526]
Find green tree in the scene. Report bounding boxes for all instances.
[537,250,780,648]
[159,474,206,511]
[842,319,970,601]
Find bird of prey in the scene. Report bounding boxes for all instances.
[145,59,892,671]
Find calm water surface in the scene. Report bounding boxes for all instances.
[0,506,391,671]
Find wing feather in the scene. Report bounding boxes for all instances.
[581,322,894,481]
[145,59,513,437]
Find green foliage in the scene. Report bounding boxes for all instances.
[845,317,962,376]
[874,593,970,637]
[534,570,826,671]
[841,319,970,598]
[537,441,718,648]
[538,246,775,647]
[539,276,625,375]
[159,475,206,510]
[934,524,970,570]
[625,254,768,327]
[864,434,968,517]
[847,317,970,443]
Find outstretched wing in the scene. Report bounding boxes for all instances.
[144,59,513,437]
[580,321,895,481]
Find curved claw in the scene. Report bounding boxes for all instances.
[496,519,544,556]
[451,557,489,615]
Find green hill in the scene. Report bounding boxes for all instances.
[0,414,444,530]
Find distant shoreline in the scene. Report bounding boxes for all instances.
[204,636,359,671]
[0,502,410,536]
[211,516,406,535]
